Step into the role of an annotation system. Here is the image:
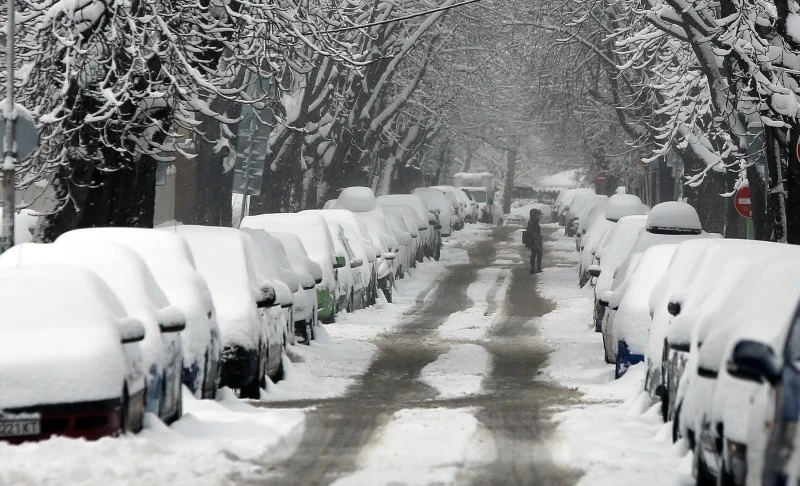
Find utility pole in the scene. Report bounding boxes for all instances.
[1,0,16,253]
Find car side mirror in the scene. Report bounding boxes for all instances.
[350,258,363,268]
[411,234,418,239]
[300,274,316,290]
[257,283,277,308]
[156,306,186,333]
[588,265,601,278]
[668,301,681,317]
[334,256,346,269]
[314,277,323,285]
[383,252,396,261]
[727,340,781,385]
[119,317,146,344]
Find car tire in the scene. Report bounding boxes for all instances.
[384,285,393,304]
[240,374,261,399]
[120,387,129,434]
[601,332,613,364]
[694,446,716,486]
[303,321,313,345]
[672,401,681,442]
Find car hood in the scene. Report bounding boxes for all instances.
[0,327,127,409]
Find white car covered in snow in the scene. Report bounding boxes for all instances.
[0,242,186,424]
[271,231,324,342]
[0,266,147,442]
[413,187,456,237]
[175,226,282,399]
[59,227,221,400]
[242,212,341,324]
[377,194,439,261]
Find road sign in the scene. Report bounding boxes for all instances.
[796,138,800,162]
[735,185,752,219]
[0,102,38,161]
[595,172,607,185]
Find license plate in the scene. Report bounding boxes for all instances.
[0,417,40,438]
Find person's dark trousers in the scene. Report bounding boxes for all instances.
[530,249,542,274]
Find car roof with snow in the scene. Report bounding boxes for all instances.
[270,231,324,282]
[645,201,702,233]
[377,194,432,226]
[335,186,378,212]
[241,212,337,268]
[604,194,646,222]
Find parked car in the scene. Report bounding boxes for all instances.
[242,213,341,324]
[377,194,439,261]
[59,227,221,400]
[588,215,648,332]
[269,232,322,343]
[610,243,676,378]
[175,225,281,399]
[566,194,607,237]
[240,228,300,348]
[334,187,400,301]
[0,266,147,442]
[553,187,595,227]
[413,187,456,236]
[0,242,185,423]
[383,206,419,275]
[456,189,477,223]
[460,186,492,223]
[432,185,465,230]
[308,208,381,306]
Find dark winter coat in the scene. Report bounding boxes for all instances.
[526,213,543,250]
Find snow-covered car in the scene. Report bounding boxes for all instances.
[696,257,800,486]
[0,242,185,423]
[326,220,366,310]
[334,187,400,300]
[413,187,456,236]
[0,266,147,442]
[242,213,341,324]
[661,240,797,430]
[610,243,676,378]
[59,227,221,400]
[174,226,282,399]
[307,209,381,306]
[432,185,465,230]
[376,194,439,261]
[644,238,729,418]
[240,228,300,348]
[383,204,424,264]
[589,215,647,332]
[271,231,323,343]
[383,206,419,274]
[566,194,607,237]
[460,186,492,223]
[456,189,477,223]
[553,187,595,226]
[729,282,800,486]
[508,203,552,224]
[502,213,527,226]
[671,253,800,485]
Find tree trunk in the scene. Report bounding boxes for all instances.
[502,146,518,215]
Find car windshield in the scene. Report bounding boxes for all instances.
[463,189,486,202]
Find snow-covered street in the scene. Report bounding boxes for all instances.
[1,224,694,485]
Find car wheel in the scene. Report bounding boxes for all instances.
[303,321,313,345]
[694,446,715,486]
[240,371,261,399]
[672,401,681,442]
[601,332,613,364]
[120,387,129,434]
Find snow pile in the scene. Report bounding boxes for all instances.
[420,344,492,398]
[0,389,305,486]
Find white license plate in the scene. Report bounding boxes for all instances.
[0,418,40,438]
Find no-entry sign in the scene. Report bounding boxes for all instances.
[735,185,752,219]
[596,172,607,185]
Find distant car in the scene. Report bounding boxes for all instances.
[552,187,595,226]
[502,213,527,226]
[432,185,465,230]
[60,227,221,400]
[271,231,323,343]
[459,186,492,223]
[566,194,607,237]
[0,266,147,442]
[334,187,400,301]
[377,194,440,261]
[456,190,477,223]
[413,188,456,236]
[242,213,341,324]
[175,226,281,399]
[0,242,185,424]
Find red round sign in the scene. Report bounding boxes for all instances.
[735,185,752,219]
[596,172,608,184]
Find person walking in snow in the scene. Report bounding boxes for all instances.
[525,209,543,274]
